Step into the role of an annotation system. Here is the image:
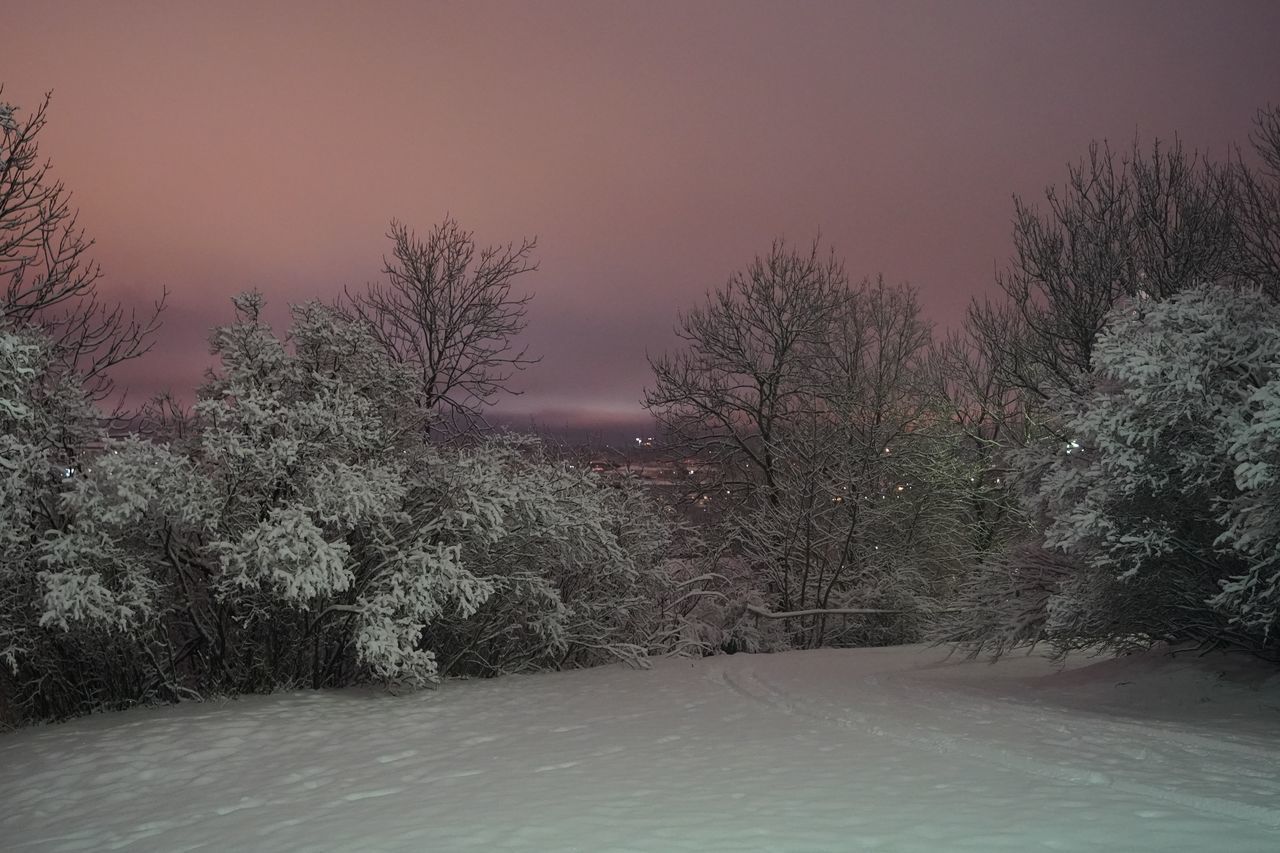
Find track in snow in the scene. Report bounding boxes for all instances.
[4,645,1279,852]
[705,652,1280,830]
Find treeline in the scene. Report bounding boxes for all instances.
[4,88,1280,726]
[644,106,1280,661]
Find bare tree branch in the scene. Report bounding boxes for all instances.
[643,237,845,503]
[0,88,164,403]
[974,137,1242,402]
[345,216,538,436]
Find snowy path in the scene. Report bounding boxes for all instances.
[2,646,1279,852]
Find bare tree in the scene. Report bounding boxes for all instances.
[824,278,934,461]
[647,242,959,645]
[345,217,537,435]
[971,137,1240,402]
[930,321,1036,530]
[643,237,845,504]
[1236,104,1280,295]
[736,281,948,639]
[0,88,163,403]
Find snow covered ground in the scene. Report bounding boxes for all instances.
[3,645,1279,852]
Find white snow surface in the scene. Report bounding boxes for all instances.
[3,645,1279,852]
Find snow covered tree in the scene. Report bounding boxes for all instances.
[165,294,498,688]
[0,86,173,723]
[724,281,964,647]
[969,135,1243,404]
[943,109,1280,659]
[9,293,691,724]
[0,323,118,724]
[962,286,1280,657]
[14,295,501,714]
[424,438,703,675]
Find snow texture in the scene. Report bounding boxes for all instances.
[3,644,1279,851]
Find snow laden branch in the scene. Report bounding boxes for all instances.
[2,293,703,725]
[950,286,1280,660]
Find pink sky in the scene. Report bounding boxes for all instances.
[5,1,1279,433]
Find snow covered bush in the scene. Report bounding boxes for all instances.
[1,328,61,721]
[423,438,707,675]
[153,294,498,689]
[0,324,125,724]
[937,539,1077,659]
[982,285,1280,656]
[4,295,499,721]
[1215,363,1280,635]
[6,294,693,724]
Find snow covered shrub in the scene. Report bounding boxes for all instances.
[0,327,60,723]
[422,438,703,675]
[15,295,500,712]
[0,325,128,725]
[176,294,496,688]
[673,552,792,654]
[13,294,693,723]
[1005,285,1280,655]
[1203,317,1280,639]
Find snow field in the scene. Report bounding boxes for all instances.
[2,645,1278,852]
